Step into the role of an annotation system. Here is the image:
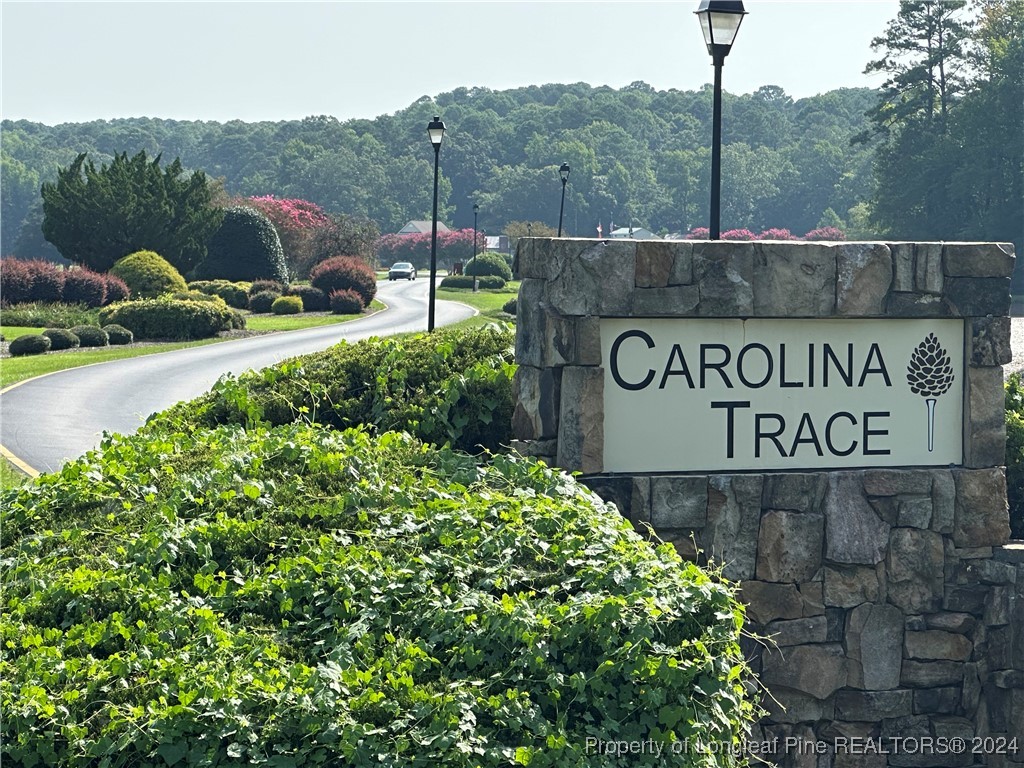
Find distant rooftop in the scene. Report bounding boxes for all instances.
[397,220,451,235]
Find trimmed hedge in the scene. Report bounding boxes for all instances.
[464,250,513,280]
[102,324,134,345]
[187,279,251,309]
[99,297,244,340]
[1,424,755,767]
[248,279,286,296]
[309,256,376,308]
[110,250,188,298]
[195,206,288,283]
[271,295,303,315]
[102,274,131,304]
[69,325,109,347]
[9,334,51,356]
[62,268,107,307]
[329,288,363,315]
[248,289,281,314]
[502,297,517,315]
[440,274,506,289]
[42,328,80,350]
[285,284,328,312]
[148,324,517,454]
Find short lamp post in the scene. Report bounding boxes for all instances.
[557,163,570,237]
[471,203,479,292]
[695,0,746,240]
[427,115,446,331]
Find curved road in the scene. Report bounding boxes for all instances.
[1,279,475,474]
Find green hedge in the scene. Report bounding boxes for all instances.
[8,334,51,356]
[187,279,252,309]
[464,250,513,280]
[109,250,188,298]
[440,274,507,290]
[148,325,517,454]
[99,297,244,340]
[1005,374,1024,539]
[271,295,303,315]
[1,424,756,767]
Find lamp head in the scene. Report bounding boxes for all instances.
[427,116,446,147]
[695,0,746,59]
[559,163,570,183]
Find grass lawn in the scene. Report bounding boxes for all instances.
[0,455,30,490]
[244,300,383,331]
[438,281,519,327]
[1,325,46,341]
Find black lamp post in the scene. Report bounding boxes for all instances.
[695,0,746,240]
[471,203,479,292]
[557,163,570,237]
[427,115,446,331]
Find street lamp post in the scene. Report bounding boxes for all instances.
[471,203,479,292]
[557,163,570,237]
[695,0,746,240]
[427,116,446,331]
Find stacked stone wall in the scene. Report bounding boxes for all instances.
[512,239,1022,766]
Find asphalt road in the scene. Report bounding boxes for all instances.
[0,279,475,474]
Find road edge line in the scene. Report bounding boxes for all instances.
[0,442,40,478]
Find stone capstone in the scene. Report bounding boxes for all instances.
[943,242,1015,278]
[693,241,753,315]
[836,243,892,315]
[752,242,836,316]
[545,239,636,316]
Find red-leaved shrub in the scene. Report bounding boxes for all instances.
[102,274,131,304]
[63,268,108,307]
[310,256,376,308]
[1,259,33,305]
[329,288,365,315]
[25,260,66,302]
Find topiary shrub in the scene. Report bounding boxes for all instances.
[284,284,328,312]
[70,325,109,347]
[463,250,513,281]
[62,268,107,307]
[502,297,517,315]
[102,324,134,345]
[109,250,188,298]
[248,290,281,314]
[271,295,303,315]
[0,259,34,305]
[99,296,243,340]
[42,328,80,351]
[188,279,251,309]
[440,274,506,290]
[102,274,131,304]
[248,279,286,296]
[194,206,288,283]
[329,288,364,315]
[9,334,51,356]
[310,256,376,308]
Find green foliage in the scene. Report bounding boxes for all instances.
[195,206,288,283]
[169,290,228,307]
[309,256,377,308]
[1005,373,1024,539]
[271,295,303,315]
[0,302,98,329]
[187,280,252,309]
[99,297,244,340]
[149,325,517,454]
[502,297,517,315]
[328,288,363,315]
[284,284,328,312]
[440,274,506,290]
[465,251,513,280]
[110,250,188,299]
[69,325,109,348]
[40,150,221,273]
[248,279,286,296]
[41,328,80,351]
[102,324,134,345]
[248,289,281,314]
[0,424,756,767]
[9,333,51,356]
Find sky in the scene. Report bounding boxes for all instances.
[0,1,900,126]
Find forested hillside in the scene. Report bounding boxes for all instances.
[1,83,878,256]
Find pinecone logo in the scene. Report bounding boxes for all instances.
[906,333,955,452]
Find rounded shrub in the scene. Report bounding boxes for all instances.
[194,206,288,283]
[99,297,243,340]
[70,325,109,347]
[110,250,188,298]
[439,274,506,290]
[463,251,512,281]
[62,268,108,307]
[248,290,281,314]
[271,295,303,315]
[170,290,228,307]
[285,284,328,312]
[248,279,286,296]
[102,274,131,304]
[502,297,517,315]
[310,256,376,308]
[0,259,33,305]
[188,280,251,309]
[25,260,66,303]
[9,334,51,356]
[42,328,81,351]
[329,288,364,315]
[102,324,134,345]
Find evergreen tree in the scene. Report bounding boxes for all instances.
[41,151,221,273]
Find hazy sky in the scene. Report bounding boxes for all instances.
[1,1,900,125]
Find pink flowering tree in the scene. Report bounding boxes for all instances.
[803,226,846,241]
[376,229,480,271]
[683,227,710,240]
[757,228,796,240]
[242,196,332,276]
[721,228,758,241]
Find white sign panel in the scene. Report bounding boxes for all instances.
[601,318,964,472]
